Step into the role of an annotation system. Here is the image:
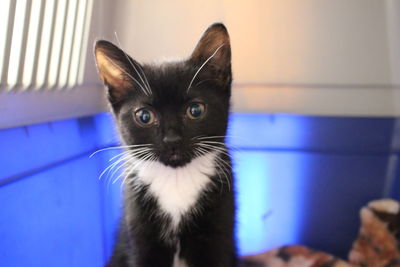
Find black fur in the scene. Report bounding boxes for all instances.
[95,23,236,267]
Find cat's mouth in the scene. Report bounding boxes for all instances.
[169,152,180,161]
[161,149,189,167]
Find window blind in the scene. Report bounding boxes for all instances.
[0,0,93,91]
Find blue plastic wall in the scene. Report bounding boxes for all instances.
[230,114,400,256]
[0,114,122,267]
[0,113,399,266]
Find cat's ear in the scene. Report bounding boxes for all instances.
[94,40,140,102]
[190,23,231,77]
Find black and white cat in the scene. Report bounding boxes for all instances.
[95,23,236,267]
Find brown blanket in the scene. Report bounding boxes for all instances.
[240,199,400,267]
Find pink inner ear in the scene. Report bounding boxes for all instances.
[96,51,132,89]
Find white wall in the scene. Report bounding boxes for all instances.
[99,0,400,117]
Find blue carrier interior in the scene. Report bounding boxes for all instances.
[0,113,398,266]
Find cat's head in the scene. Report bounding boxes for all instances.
[94,23,231,168]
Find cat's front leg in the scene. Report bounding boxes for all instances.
[179,235,237,267]
[132,236,176,267]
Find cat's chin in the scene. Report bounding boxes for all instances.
[163,161,187,168]
[160,153,193,168]
[161,158,191,168]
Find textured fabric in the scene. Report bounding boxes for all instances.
[240,199,400,267]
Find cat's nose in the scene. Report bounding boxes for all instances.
[163,131,182,144]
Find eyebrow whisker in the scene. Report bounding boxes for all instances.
[114,31,152,96]
[187,44,225,93]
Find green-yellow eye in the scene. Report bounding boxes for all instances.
[135,109,156,126]
[187,103,205,119]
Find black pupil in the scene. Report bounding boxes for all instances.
[190,104,202,117]
[140,110,151,123]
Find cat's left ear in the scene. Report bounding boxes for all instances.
[189,23,231,85]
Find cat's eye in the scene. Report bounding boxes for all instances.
[134,109,156,126]
[186,103,206,120]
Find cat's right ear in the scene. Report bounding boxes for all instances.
[94,40,137,103]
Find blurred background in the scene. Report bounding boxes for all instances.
[0,0,399,266]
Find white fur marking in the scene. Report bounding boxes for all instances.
[173,242,188,267]
[136,152,217,228]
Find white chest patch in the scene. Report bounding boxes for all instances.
[135,152,217,228]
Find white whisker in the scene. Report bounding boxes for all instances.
[215,157,232,191]
[109,147,153,162]
[109,149,153,179]
[193,135,249,143]
[104,54,150,96]
[118,152,158,186]
[196,143,231,157]
[98,155,129,181]
[187,44,225,93]
[97,145,154,187]
[114,32,152,96]
[135,61,152,94]
[90,144,152,158]
[201,140,241,153]
[108,157,135,188]
[195,144,232,192]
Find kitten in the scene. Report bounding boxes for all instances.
[94,23,236,267]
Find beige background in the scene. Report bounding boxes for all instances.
[90,0,400,116]
[2,0,400,129]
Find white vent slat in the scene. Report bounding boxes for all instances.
[68,0,88,87]
[58,0,79,89]
[77,0,93,85]
[8,0,32,90]
[23,0,45,90]
[0,0,93,91]
[47,0,68,89]
[0,0,17,89]
[36,0,57,88]
[17,0,34,89]
[0,0,12,88]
